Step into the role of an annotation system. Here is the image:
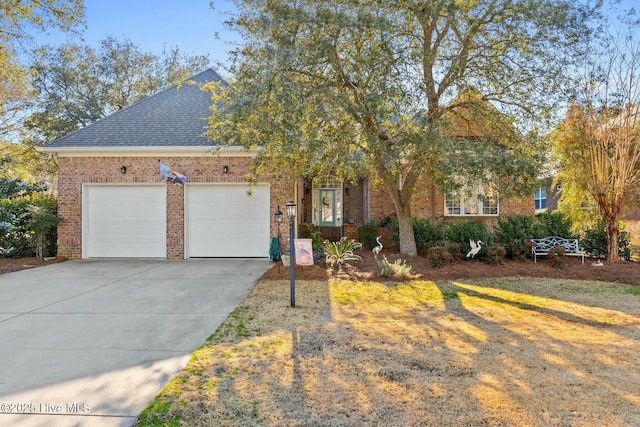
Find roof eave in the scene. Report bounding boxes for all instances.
[36,145,259,158]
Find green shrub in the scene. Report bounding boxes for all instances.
[356,219,380,249]
[581,221,631,260]
[412,218,445,249]
[0,193,58,258]
[485,245,507,266]
[298,223,324,251]
[323,237,362,269]
[496,214,538,242]
[444,220,490,258]
[536,211,575,238]
[426,246,455,268]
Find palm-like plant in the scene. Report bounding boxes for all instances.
[25,205,58,259]
[323,237,362,269]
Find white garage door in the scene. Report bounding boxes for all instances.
[186,184,270,257]
[83,185,166,258]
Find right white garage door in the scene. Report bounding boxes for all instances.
[185,184,270,257]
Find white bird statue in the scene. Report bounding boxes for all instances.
[466,240,483,258]
[373,235,383,257]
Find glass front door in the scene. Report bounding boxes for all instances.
[318,189,336,226]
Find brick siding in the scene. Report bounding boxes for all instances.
[57,156,290,259]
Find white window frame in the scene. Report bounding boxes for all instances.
[534,187,547,210]
[444,179,499,216]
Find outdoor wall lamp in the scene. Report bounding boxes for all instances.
[274,205,283,224]
[120,166,127,174]
[223,165,229,173]
[286,200,296,307]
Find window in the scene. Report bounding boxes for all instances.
[445,180,498,216]
[534,187,547,210]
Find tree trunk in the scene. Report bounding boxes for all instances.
[395,203,417,257]
[605,216,620,263]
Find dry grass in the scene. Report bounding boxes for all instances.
[137,278,640,426]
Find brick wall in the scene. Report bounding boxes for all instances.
[57,155,290,259]
[367,175,533,229]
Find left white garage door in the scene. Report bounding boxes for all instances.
[83,185,166,258]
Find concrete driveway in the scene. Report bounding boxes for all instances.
[0,258,271,427]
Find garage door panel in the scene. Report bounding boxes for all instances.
[84,185,166,258]
[186,184,269,258]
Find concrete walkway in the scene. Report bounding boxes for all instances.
[0,259,271,427]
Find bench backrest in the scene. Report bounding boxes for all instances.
[531,236,579,252]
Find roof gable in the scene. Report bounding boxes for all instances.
[44,69,225,148]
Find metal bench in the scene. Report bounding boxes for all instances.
[531,236,585,264]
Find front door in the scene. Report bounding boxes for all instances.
[318,189,336,226]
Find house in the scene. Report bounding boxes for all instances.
[41,69,534,260]
[40,69,289,259]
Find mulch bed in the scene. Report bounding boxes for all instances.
[0,257,67,275]
[261,250,640,285]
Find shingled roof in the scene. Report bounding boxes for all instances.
[44,68,225,148]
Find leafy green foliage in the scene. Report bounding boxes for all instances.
[445,221,491,257]
[536,211,575,238]
[0,193,57,258]
[581,221,631,261]
[298,223,324,252]
[356,220,381,250]
[0,177,43,199]
[323,237,362,269]
[208,0,594,256]
[390,218,445,250]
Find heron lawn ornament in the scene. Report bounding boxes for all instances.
[466,240,483,258]
[373,235,383,257]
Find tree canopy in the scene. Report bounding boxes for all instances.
[0,0,84,138]
[25,37,211,144]
[207,0,598,255]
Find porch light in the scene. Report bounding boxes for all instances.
[223,165,229,173]
[286,200,296,218]
[120,166,127,174]
[286,200,296,307]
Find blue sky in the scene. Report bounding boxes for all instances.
[30,0,638,77]
[32,0,240,72]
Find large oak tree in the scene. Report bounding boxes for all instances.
[207,0,598,255]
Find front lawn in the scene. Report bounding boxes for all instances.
[137,277,640,426]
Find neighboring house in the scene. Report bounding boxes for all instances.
[41,70,534,260]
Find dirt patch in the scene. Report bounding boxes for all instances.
[0,257,67,275]
[261,250,640,285]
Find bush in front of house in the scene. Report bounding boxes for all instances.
[0,193,58,258]
[485,245,507,265]
[536,211,575,238]
[581,220,631,260]
[444,220,491,258]
[426,246,455,268]
[356,219,380,249]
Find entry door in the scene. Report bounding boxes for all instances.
[319,189,336,226]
